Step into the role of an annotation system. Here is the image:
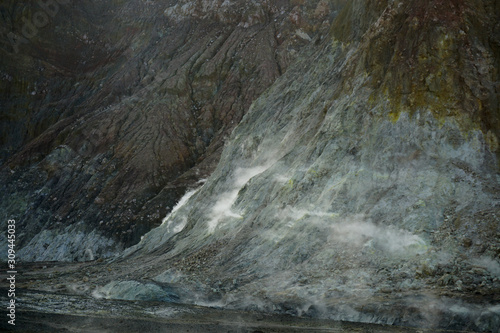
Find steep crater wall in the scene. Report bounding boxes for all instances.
[0,0,344,261]
[98,0,500,330]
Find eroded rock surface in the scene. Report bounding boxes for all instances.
[0,0,342,260]
[97,0,498,330]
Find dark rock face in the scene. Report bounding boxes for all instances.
[0,0,343,260]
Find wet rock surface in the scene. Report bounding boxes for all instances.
[0,291,455,333]
[1,261,498,332]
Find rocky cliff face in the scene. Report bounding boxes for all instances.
[0,0,342,260]
[1,0,500,331]
[92,0,498,330]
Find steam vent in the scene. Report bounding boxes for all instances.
[1,0,499,332]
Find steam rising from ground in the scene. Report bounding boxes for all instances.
[208,165,271,232]
[328,217,428,255]
[272,209,428,256]
[161,187,200,234]
[161,188,200,226]
[473,257,500,278]
[124,185,205,255]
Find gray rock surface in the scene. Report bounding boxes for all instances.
[107,0,500,330]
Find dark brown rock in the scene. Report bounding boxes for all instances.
[0,0,345,259]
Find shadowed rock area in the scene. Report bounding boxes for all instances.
[1,0,342,260]
[1,0,499,332]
